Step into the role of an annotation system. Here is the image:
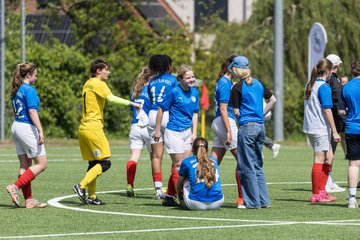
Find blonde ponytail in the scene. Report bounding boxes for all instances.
[193,138,215,188]
[232,68,252,85]
[131,67,151,100]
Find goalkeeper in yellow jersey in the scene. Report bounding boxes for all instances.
[73,58,141,205]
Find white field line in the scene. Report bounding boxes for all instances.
[0,222,297,239]
[48,189,287,223]
[2,184,358,239]
[0,157,150,163]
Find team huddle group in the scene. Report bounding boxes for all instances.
[5,53,360,210]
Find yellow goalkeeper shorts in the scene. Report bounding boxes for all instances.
[78,128,111,161]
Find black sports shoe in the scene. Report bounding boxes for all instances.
[73,184,88,205]
[88,197,106,205]
[162,195,180,207]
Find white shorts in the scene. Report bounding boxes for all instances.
[307,133,331,152]
[11,121,46,158]
[164,128,192,154]
[129,124,151,152]
[211,116,238,150]
[183,179,224,210]
[148,110,169,144]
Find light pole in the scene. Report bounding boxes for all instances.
[273,0,284,142]
[0,0,5,142]
[21,0,25,62]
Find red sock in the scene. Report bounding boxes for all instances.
[235,168,243,198]
[152,172,162,182]
[311,163,323,194]
[14,169,36,190]
[167,166,178,196]
[18,174,33,200]
[126,160,137,187]
[321,163,331,191]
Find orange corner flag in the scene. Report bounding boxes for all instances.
[200,83,210,110]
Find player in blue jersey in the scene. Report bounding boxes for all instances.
[126,67,153,197]
[338,59,360,208]
[303,58,340,204]
[176,137,224,210]
[148,54,178,199]
[6,63,48,208]
[211,55,243,207]
[229,56,276,209]
[153,65,200,206]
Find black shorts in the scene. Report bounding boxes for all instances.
[346,134,360,160]
[333,112,345,133]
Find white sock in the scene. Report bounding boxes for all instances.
[326,174,334,188]
[349,187,357,198]
[154,181,162,191]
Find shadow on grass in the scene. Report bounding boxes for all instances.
[0,204,23,209]
[282,188,312,192]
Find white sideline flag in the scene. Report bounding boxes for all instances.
[308,22,327,82]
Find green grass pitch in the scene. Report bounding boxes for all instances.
[1,141,360,239]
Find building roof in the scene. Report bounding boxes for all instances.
[24,0,185,46]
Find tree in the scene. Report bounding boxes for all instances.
[194,0,360,138]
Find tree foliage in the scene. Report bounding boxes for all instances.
[4,0,360,139]
[3,0,192,138]
[194,0,360,138]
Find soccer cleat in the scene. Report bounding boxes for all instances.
[88,197,106,205]
[126,184,136,197]
[325,183,346,193]
[6,184,21,207]
[319,190,337,202]
[348,197,358,208]
[310,194,332,204]
[155,189,165,200]
[271,143,281,159]
[73,184,88,205]
[25,198,47,209]
[237,204,247,209]
[162,195,180,207]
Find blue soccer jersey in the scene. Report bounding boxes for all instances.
[179,155,223,202]
[339,77,360,134]
[11,83,40,125]
[317,80,333,109]
[160,86,200,131]
[230,78,273,125]
[130,85,151,124]
[148,73,178,110]
[214,76,235,120]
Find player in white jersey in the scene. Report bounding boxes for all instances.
[303,58,340,204]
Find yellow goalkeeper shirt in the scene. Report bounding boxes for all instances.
[79,77,112,130]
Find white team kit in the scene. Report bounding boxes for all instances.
[12,121,46,158]
[159,85,200,154]
[129,85,152,151]
[212,76,238,150]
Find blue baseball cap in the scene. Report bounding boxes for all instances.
[227,56,250,69]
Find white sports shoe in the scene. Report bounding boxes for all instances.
[348,198,358,208]
[326,183,346,193]
[271,144,281,159]
[155,188,166,200]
